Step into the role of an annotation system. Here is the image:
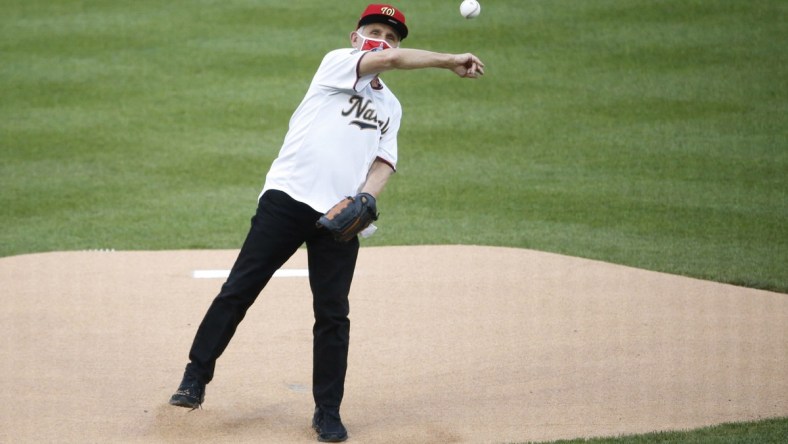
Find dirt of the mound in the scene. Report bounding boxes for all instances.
[1,246,786,443]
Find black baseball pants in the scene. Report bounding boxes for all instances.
[184,189,359,410]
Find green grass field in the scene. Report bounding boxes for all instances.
[2,0,786,441]
[528,416,788,444]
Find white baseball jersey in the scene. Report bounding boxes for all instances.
[261,48,401,213]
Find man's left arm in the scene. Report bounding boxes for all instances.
[316,159,393,241]
[360,158,395,198]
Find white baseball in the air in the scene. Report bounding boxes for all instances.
[460,0,481,19]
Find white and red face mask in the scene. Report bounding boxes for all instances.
[357,32,394,52]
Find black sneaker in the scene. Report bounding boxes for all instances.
[169,372,205,409]
[311,406,348,442]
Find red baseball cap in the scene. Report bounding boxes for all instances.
[358,4,408,40]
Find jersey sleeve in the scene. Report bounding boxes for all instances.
[376,99,401,171]
[315,49,377,92]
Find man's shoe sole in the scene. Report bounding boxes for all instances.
[312,420,347,442]
[169,395,201,409]
[317,432,348,442]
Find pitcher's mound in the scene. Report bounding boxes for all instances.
[1,246,786,443]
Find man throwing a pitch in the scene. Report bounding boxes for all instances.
[169,4,484,442]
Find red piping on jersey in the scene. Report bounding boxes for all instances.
[356,54,395,172]
[353,52,368,91]
[354,52,385,91]
[376,156,396,172]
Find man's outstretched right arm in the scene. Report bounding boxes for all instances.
[358,48,485,79]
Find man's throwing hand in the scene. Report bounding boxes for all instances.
[452,53,485,78]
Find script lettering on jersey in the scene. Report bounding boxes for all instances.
[342,95,390,134]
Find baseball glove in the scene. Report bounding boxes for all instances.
[317,193,379,242]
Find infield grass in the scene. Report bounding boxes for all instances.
[1,1,786,440]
